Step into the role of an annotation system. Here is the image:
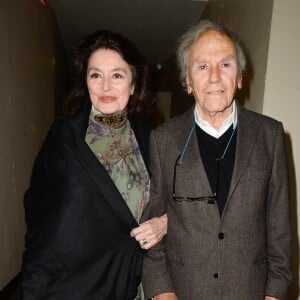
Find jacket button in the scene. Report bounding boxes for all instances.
[213,273,218,278]
[218,232,225,239]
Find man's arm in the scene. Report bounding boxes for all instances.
[265,123,292,299]
[142,132,176,299]
[154,293,178,299]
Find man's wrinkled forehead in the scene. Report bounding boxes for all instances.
[188,30,237,61]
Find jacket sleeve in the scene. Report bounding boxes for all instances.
[265,123,292,299]
[141,132,175,299]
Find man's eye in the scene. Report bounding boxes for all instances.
[198,65,206,70]
[221,61,234,68]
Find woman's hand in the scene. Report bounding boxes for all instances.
[153,293,178,299]
[130,214,167,249]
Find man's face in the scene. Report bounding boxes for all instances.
[186,30,242,120]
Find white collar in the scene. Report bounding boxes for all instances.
[194,101,238,138]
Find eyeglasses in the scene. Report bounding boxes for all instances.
[172,122,237,203]
[172,154,217,203]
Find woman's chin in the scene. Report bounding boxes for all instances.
[94,106,123,115]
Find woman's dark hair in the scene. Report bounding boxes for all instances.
[64,30,151,116]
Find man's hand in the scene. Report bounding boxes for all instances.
[130,214,167,249]
[154,292,178,300]
[265,296,279,300]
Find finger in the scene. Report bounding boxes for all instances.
[139,234,156,247]
[141,239,155,249]
[134,232,147,242]
[140,235,158,249]
[131,222,153,236]
[139,238,149,248]
[130,226,144,237]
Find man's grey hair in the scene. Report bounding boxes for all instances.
[177,20,246,90]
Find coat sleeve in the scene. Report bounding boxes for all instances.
[265,123,292,299]
[142,132,175,299]
[17,120,67,299]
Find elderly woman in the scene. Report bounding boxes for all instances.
[17,30,167,300]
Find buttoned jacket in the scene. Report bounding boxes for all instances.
[142,104,291,300]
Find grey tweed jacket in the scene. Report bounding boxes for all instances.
[142,104,291,300]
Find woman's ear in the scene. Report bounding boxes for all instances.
[130,84,135,95]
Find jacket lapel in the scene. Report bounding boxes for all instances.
[69,106,139,230]
[225,106,260,209]
[174,108,213,198]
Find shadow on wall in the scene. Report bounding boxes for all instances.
[235,41,254,108]
[285,133,300,299]
[0,273,20,299]
[145,56,196,126]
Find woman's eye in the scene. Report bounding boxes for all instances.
[90,73,100,79]
[112,73,123,79]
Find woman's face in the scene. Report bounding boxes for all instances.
[86,48,134,115]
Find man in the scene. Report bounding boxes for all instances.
[142,20,291,300]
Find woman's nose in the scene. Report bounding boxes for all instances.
[101,77,111,91]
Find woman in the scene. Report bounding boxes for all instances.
[17,30,167,300]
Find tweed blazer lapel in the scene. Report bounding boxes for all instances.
[173,108,213,199]
[224,105,260,213]
[68,106,138,230]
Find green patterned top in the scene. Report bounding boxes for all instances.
[85,109,149,300]
[85,109,150,222]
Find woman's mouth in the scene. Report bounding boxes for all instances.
[99,96,116,103]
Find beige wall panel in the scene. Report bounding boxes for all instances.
[264,1,300,298]
[0,0,58,289]
[203,0,274,113]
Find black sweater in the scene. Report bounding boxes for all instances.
[196,125,237,216]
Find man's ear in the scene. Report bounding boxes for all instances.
[186,76,192,94]
[237,74,242,90]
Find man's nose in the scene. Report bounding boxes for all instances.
[209,66,221,83]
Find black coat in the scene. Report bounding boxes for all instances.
[17,106,151,300]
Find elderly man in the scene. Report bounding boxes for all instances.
[142,20,291,300]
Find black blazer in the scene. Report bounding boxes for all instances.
[17,106,152,300]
